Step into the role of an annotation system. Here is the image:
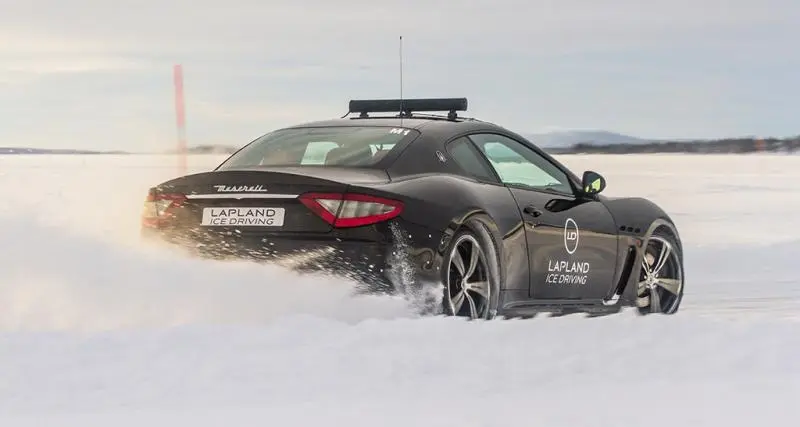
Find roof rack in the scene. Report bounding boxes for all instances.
[346,97,468,121]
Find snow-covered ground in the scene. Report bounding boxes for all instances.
[0,153,797,426]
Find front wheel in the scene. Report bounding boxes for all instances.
[636,228,685,315]
[442,220,501,320]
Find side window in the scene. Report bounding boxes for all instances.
[446,137,498,182]
[469,133,574,194]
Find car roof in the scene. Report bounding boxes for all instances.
[242,106,582,188]
[281,115,514,140]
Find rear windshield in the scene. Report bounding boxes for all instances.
[216,126,419,170]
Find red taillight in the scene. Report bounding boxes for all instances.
[298,192,404,228]
[141,192,187,227]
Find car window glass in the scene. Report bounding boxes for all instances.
[446,137,497,182]
[217,127,417,169]
[469,133,573,194]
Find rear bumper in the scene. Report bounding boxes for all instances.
[142,226,395,293]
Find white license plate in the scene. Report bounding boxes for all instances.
[201,207,285,227]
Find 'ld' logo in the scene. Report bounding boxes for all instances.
[564,218,579,255]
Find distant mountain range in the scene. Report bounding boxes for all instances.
[170,145,240,154]
[522,130,651,148]
[2,130,792,155]
[0,131,649,155]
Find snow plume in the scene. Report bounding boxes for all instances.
[387,221,444,315]
[0,216,419,332]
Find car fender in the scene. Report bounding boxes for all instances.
[602,196,683,302]
[602,196,679,240]
[374,173,525,290]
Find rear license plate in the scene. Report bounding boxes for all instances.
[201,207,285,227]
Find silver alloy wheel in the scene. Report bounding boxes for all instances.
[636,235,683,314]
[445,234,491,319]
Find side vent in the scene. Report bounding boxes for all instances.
[614,246,638,295]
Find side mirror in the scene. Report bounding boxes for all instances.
[581,171,606,195]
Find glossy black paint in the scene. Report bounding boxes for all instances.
[510,189,619,300]
[143,112,683,316]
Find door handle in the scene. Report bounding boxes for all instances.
[523,205,542,217]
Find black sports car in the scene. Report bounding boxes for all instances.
[141,98,685,319]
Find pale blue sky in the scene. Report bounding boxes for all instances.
[1,0,798,151]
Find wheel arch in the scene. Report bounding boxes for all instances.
[440,212,504,319]
[376,173,525,292]
[601,197,684,304]
[439,211,506,283]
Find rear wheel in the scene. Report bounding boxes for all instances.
[442,220,500,320]
[636,228,684,315]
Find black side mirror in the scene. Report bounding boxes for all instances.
[581,170,606,195]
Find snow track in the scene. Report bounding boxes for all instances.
[0,154,797,426]
[680,242,800,320]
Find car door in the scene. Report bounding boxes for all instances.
[466,133,619,301]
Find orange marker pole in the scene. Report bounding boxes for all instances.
[173,64,187,175]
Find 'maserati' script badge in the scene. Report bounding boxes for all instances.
[213,185,268,192]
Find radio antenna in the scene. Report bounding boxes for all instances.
[399,35,404,126]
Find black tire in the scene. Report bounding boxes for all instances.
[636,227,685,315]
[441,217,501,320]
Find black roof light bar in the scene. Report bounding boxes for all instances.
[347,97,468,120]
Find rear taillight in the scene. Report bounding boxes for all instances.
[141,192,187,227]
[299,192,404,228]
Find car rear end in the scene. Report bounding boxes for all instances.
[141,125,419,291]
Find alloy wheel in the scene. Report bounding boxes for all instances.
[445,234,491,319]
[636,235,683,314]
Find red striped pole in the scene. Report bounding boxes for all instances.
[173,64,187,175]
